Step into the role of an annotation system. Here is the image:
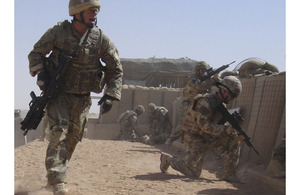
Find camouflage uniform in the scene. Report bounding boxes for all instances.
[162,93,241,179]
[167,62,215,144]
[28,20,122,185]
[40,113,49,141]
[118,110,142,141]
[267,137,285,177]
[148,104,172,144]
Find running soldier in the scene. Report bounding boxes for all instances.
[28,0,123,194]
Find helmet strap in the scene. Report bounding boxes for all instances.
[219,87,229,104]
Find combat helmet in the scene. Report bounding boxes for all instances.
[195,61,210,71]
[69,0,101,16]
[216,76,242,97]
[148,103,157,113]
[69,0,100,28]
[135,105,145,115]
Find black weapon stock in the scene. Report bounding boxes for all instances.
[20,53,71,135]
[199,61,235,82]
[216,104,259,155]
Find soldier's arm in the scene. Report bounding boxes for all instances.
[99,33,123,101]
[28,25,58,77]
[200,77,216,90]
[194,98,226,135]
[129,115,142,136]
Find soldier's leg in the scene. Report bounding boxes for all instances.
[223,140,240,179]
[45,94,91,185]
[182,133,207,178]
[66,95,91,161]
[45,94,71,185]
[213,132,241,182]
[160,153,198,178]
[161,132,207,178]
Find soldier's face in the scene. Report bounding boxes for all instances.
[222,89,236,103]
[82,7,99,26]
[196,69,205,77]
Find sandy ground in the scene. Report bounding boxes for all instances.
[15,138,284,195]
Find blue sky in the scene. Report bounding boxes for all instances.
[14,0,287,114]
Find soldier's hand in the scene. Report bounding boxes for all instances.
[98,94,114,114]
[36,69,49,92]
[235,135,245,142]
[225,126,235,135]
[213,73,220,81]
[229,131,245,142]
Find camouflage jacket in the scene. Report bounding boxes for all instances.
[149,107,172,133]
[28,20,123,99]
[117,110,141,133]
[183,93,227,136]
[182,75,214,101]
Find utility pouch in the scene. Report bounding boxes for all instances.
[77,48,89,64]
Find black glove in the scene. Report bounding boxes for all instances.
[36,70,50,91]
[98,94,114,114]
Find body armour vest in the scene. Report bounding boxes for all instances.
[50,20,105,94]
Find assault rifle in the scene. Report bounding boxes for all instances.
[216,103,259,155]
[195,61,235,84]
[20,52,71,136]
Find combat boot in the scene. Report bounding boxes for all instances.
[160,153,172,173]
[52,183,68,195]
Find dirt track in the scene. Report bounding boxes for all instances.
[15,138,284,195]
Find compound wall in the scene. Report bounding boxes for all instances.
[230,74,286,164]
[89,73,286,165]
[15,73,285,166]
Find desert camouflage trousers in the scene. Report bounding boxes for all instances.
[168,131,241,178]
[45,92,91,185]
[168,100,191,141]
